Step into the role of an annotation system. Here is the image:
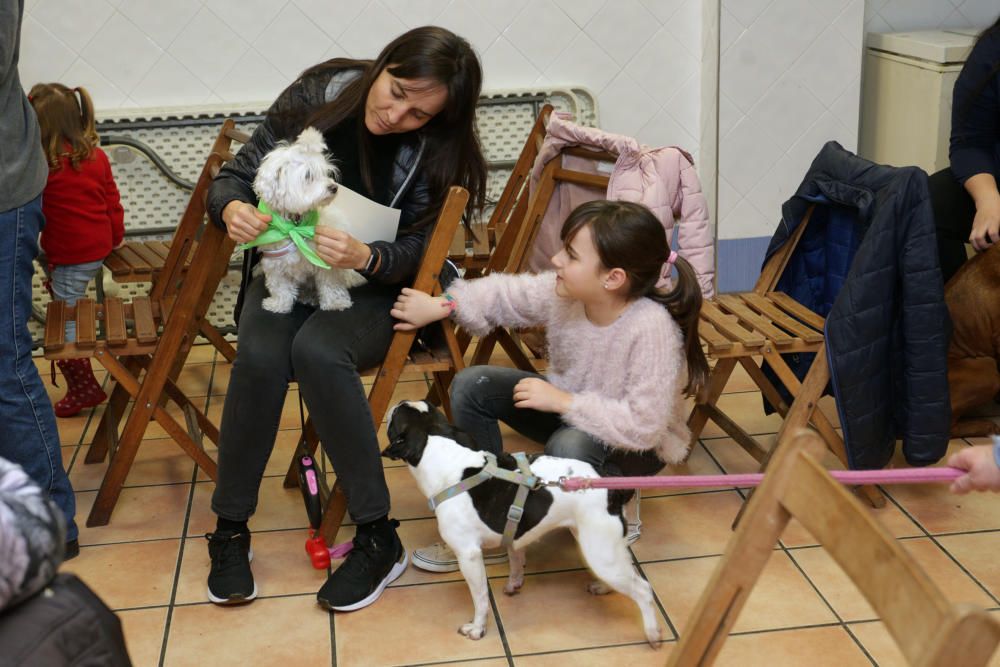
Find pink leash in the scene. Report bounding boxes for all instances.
[558,466,964,491]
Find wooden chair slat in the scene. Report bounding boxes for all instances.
[103,251,132,277]
[103,297,128,347]
[119,243,154,273]
[716,294,794,347]
[132,297,157,344]
[769,291,826,330]
[129,242,166,271]
[740,292,824,343]
[44,300,66,352]
[75,298,97,349]
[146,240,172,262]
[697,318,733,353]
[700,300,766,348]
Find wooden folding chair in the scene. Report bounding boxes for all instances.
[44,121,245,527]
[667,429,1000,667]
[283,186,470,544]
[689,207,886,508]
[101,131,240,364]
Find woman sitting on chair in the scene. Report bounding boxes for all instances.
[204,26,486,612]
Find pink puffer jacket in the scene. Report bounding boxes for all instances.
[527,113,715,297]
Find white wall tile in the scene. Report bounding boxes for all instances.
[583,0,659,67]
[129,52,210,107]
[663,0,702,58]
[788,26,859,108]
[598,71,659,138]
[382,0,450,27]
[746,76,825,153]
[553,0,605,28]
[118,0,201,50]
[464,0,530,34]
[168,7,247,89]
[336,1,407,59]
[214,48,288,105]
[19,15,78,87]
[480,35,541,90]
[624,25,698,108]
[720,114,784,197]
[544,31,619,94]
[877,0,956,31]
[261,3,336,79]
[77,11,163,94]
[61,57,129,110]
[503,0,577,72]
[29,0,115,53]
[957,0,1000,27]
[203,0,287,42]
[636,106,696,152]
[433,1,498,56]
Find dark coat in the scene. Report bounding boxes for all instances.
[763,141,951,469]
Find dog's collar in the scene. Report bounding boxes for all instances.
[237,201,331,269]
[428,451,540,547]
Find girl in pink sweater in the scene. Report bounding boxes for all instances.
[392,200,708,572]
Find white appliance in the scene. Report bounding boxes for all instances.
[860,29,978,173]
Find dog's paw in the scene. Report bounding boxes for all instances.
[503,580,523,596]
[458,623,486,640]
[645,625,663,648]
[587,581,612,596]
[261,296,293,313]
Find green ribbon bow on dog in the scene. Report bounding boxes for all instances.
[237,201,331,269]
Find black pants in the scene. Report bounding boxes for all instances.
[929,167,976,284]
[211,275,398,524]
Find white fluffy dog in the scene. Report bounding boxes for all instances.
[383,400,662,647]
[251,126,365,313]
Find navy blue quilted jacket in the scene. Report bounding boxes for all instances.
[763,141,951,469]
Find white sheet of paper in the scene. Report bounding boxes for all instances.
[321,184,400,244]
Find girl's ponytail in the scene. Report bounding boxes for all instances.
[75,86,99,149]
[648,255,708,398]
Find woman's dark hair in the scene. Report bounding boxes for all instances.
[28,83,99,171]
[291,26,486,228]
[560,200,708,398]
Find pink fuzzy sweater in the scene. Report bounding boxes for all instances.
[448,272,691,463]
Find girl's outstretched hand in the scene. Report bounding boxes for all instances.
[948,445,1000,494]
[222,200,270,244]
[513,378,572,414]
[391,287,451,331]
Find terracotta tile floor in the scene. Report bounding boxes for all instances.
[40,347,1000,666]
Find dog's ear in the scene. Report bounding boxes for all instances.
[381,424,427,466]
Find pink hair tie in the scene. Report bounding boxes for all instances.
[667,251,678,266]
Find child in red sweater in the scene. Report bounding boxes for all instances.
[29,83,124,417]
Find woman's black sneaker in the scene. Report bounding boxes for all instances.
[317,519,407,612]
[206,529,257,604]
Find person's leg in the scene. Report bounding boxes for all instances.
[210,276,310,522]
[929,167,976,284]
[0,195,78,543]
[544,425,609,470]
[292,282,407,611]
[449,365,564,454]
[206,276,310,605]
[49,260,107,418]
[50,260,103,342]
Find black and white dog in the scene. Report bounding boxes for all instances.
[383,400,661,646]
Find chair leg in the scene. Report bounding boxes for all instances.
[319,482,349,545]
[686,357,737,460]
[86,356,144,464]
[198,320,237,363]
[284,418,320,489]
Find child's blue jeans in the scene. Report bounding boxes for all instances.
[51,260,103,342]
[0,195,78,541]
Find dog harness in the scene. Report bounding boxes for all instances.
[428,452,541,547]
[237,201,332,269]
